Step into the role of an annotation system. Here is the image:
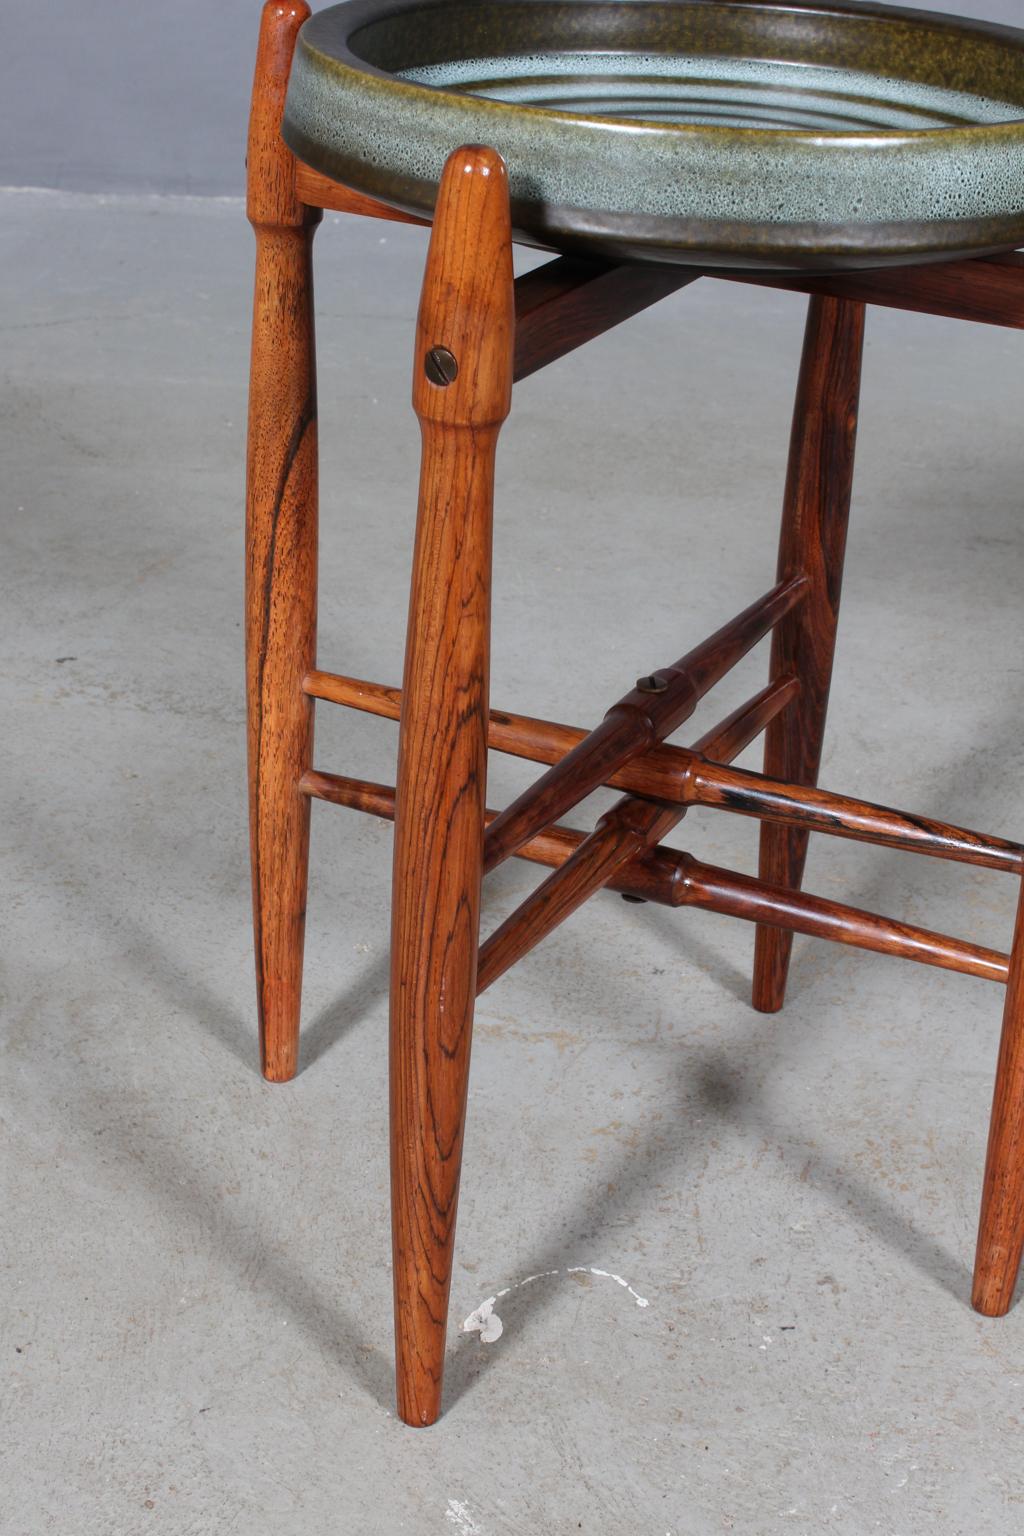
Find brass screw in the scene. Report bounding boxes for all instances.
[425,346,459,386]
[636,674,668,694]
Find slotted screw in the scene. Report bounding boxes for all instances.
[636,674,669,694]
[424,346,459,386]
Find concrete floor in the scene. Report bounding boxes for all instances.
[3,188,1024,1534]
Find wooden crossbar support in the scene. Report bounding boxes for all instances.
[296,163,431,226]
[298,770,1009,986]
[722,252,1024,331]
[476,796,675,993]
[298,768,648,888]
[474,676,795,993]
[304,666,697,797]
[300,770,394,817]
[513,257,700,381]
[304,667,1022,875]
[305,670,403,717]
[671,575,810,699]
[303,666,791,802]
[305,667,800,798]
[299,674,794,838]
[687,759,1024,875]
[695,677,801,764]
[481,574,809,873]
[673,856,1010,985]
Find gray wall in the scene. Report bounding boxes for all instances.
[0,0,1020,196]
[1,0,257,195]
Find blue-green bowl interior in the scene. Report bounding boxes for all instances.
[345,0,1024,132]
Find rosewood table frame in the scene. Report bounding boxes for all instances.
[246,1,1024,1427]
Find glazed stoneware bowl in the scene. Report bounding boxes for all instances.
[283,0,1024,270]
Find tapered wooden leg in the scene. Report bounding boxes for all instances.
[974,883,1024,1315]
[246,1,322,1082]
[752,296,865,1012]
[389,146,515,1427]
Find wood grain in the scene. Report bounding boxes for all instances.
[690,758,1024,874]
[482,575,808,872]
[304,667,1021,873]
[299,772,1009,985]
[389,145,515,1427]
[696,676,800,764]
[725,252,1024,330]
[474,679,796,993]
[296,161,431,225]
[679,856,1009,985]
[304,666,795,802]
[476,795,675,993]
[246,0,322,1083]
[753,295,865,1013]
[513,256,699,381]
[974,881,1024,1315]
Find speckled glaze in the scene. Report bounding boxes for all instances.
[283,0,1024,270]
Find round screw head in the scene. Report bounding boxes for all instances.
[424,346,459,386]
[636,673,669,695]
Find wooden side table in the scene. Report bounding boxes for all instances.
[245,0,1024,1424]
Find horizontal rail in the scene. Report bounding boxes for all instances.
[300,767,603,869]
[296,163,430,226]
[304,668,1019,876]
[299,770,395,817]
[299,674,795,841]
[513,257,699,381]
[304,668,690,797]
[305,671,403,718]
[720,252,1024,331]
[299,770,1008,985]
[674,855,1009,985]
[688,758,1024,875]
[304,667,793,799]
[481,575,808,873]
[299,769,680,901]
[303,667,741,801]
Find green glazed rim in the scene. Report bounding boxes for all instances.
[283,0,1024,271]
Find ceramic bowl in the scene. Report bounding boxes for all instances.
[283,0,1024,270]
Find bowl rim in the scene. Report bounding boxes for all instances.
[296,0,1024,145]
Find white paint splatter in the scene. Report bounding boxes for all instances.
[445,1498,484,1534]
[461,1296,503,1343]
[569,1266,651,1309]
[462,1265,649,1343]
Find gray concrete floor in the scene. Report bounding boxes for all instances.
[3,188,1024,1534]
